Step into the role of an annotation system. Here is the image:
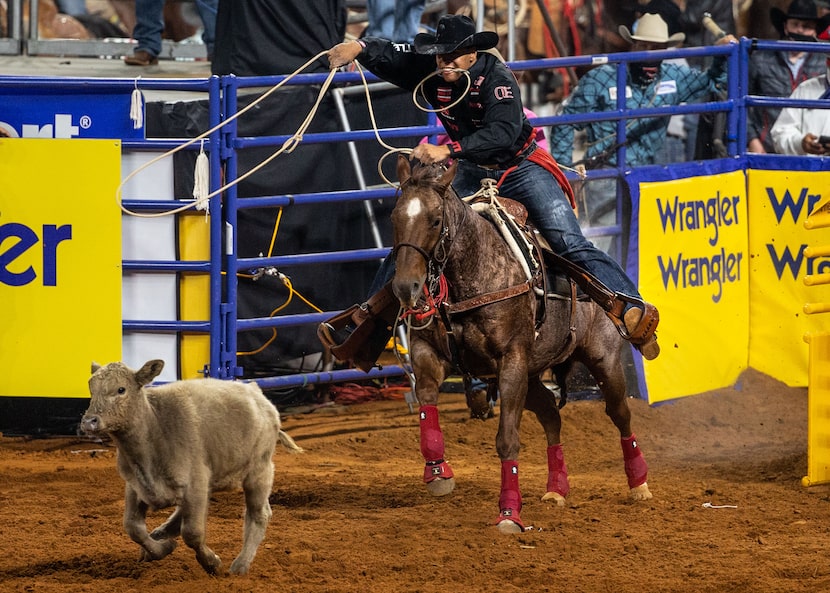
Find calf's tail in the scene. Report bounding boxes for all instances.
[278,430,304,453]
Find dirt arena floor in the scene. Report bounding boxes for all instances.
[1,368,828,593]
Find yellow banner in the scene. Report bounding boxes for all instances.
[0,139,122,398]
[747,169,830,386]
[638,171,749,403]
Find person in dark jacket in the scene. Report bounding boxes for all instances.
[747,0,827,153]
[323,14,660,360]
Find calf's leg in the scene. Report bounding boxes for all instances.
[123,487,176,561]
[179,483,222,574]
[150,506,183,540]
[230,459,275,575]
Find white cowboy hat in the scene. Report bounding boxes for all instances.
[618,12,685,47]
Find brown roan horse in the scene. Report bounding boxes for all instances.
[391,155,652,534]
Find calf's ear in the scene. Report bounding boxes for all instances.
[91,362,102,374]
[135,359,165,386]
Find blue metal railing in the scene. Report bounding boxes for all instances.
[5,38,830,392]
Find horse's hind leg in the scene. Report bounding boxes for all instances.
[525,376,570,506]
[583,344,652,501]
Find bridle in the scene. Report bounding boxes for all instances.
[391,175,469,327]
[391,176,467,289]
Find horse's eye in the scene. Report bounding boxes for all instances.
[431,218,442,229]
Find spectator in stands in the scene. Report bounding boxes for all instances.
[675,0,735,66]
[770,51,830,155]
[818,0,830,38]
[323,14,662,360]
[549,12,735,169]
[637,0,691,165]
[125,0,218,66]
[365,0,426,43]
[747,0,826,153]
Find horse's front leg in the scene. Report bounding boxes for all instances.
[494,353,530,534]
[412,343,455,497]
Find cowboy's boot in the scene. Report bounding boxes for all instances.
[317,283,400,372]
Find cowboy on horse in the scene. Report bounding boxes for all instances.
[320,14,660,369]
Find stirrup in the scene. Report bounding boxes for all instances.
[605,294,659,344]
[318,322,353,348]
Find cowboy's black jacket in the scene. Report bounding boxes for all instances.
[355,38,535,167]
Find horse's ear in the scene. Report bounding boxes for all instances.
[397,154,411,185]
[438,160,458,189]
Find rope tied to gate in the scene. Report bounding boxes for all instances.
[116,51,339,218]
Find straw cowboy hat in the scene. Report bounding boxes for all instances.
[413,14,499,55]
[618,12,686,47]
[770,0,821,36]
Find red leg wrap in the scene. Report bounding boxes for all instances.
[496,460,524,529]
[546,444,570,497]
[621,434,648,488]
[419,405,454,483]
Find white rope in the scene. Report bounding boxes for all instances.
[116,51,336,219]
[193,138,209,214]
[130,78,143,130]
[411,68,471,113]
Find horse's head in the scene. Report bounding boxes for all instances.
[390,155,458,308]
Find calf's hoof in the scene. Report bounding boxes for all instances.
[229,558,251,575]
[541,491,566,506]
[140,538,177,561]
[197,552,222,575]
[425,476,455,497]
[629,482,653,501]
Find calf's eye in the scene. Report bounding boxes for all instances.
[117,387,126,394]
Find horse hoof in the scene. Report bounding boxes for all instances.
[629,482,653,501]
[497,519,523,534]
[425,477,456,497]
[541,491,566,506]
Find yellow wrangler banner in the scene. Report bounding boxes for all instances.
[747,169,830,386]
[636,170,749,403]
[0,139,122,398]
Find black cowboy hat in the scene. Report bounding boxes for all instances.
[771,0,821,36]
[413,14,499,55]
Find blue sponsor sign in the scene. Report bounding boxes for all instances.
[0,90,143,139]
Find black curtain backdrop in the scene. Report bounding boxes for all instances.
[212,0,347,77]
[147,84,427,379]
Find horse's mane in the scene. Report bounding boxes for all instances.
[409,161,449,187]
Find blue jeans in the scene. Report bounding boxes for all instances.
[365,0,426,43]
[133,0,217,57]
[453,158,641,301]
[55,0,87,16]
[371,157,641,303]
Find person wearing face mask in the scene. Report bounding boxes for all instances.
[549,12,735,170]
[321,14,662,366]
[771,49,830,155]
[747,0,827,153]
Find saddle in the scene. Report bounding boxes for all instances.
[466,184,658,347]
